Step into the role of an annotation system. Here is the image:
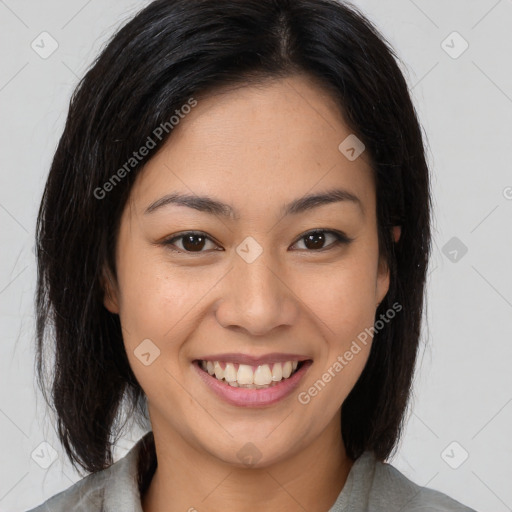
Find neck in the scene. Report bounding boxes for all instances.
[141,416,353,512]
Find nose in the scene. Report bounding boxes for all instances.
[214,247,299,337]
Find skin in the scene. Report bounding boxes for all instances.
[103,73,400,512]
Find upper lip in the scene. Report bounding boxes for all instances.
[195,353,312,366]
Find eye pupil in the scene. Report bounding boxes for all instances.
[182,234,206,252]
[304,232,326,250]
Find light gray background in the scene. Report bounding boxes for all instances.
[1,0,511,510]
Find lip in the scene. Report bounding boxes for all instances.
[193,359,313,407]
[196,352,310,366]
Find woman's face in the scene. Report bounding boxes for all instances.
[105,74,391,467]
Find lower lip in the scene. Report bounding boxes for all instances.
[193,360,312,407]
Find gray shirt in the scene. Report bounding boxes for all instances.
[28,432,477,512]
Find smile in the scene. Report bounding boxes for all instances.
[199,360,302,388]
[193,356,313,407]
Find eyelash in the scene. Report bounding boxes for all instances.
[162,229,353,255]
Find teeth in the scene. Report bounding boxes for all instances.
[282,361,292,379]
[214,361,224,380]
[200,360,302,387]
[224,363,237,382]
[271,363,282,381]
[253,364,272,385]
[237,364,254,385]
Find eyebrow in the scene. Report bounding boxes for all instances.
[144,187,364,219]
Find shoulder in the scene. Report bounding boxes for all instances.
[26,434,148,512]
[343,452,478,512]
[26,469,109,512]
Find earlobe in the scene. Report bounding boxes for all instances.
[101,267,119,314]
[376,226,400,306]
[376,255,390,307]
[393,225,401,243]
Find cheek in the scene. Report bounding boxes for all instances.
[116,253,189,405]
[295,247,378,405]
[115,244,225,367]
[299,253,379,342]
[115,244,186,347]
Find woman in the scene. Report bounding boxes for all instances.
[30,0,477,510]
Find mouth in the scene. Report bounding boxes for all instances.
[196,359,305,389]
[192,355,313,407]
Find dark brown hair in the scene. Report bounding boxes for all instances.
[35,0,431,477]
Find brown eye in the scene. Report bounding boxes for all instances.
[162,229,352,255]
[292,230,353,251]
[164,232,219,253]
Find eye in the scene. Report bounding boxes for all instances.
[163,231,221,254]
[291,229,353,251]
[162,229,352,254]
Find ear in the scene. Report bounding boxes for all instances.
[376,251,390,307]
[393,225,401,243]
[375,225,400,306]
[101,266,119,314]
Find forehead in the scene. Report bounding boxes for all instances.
[130,74,375,217]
